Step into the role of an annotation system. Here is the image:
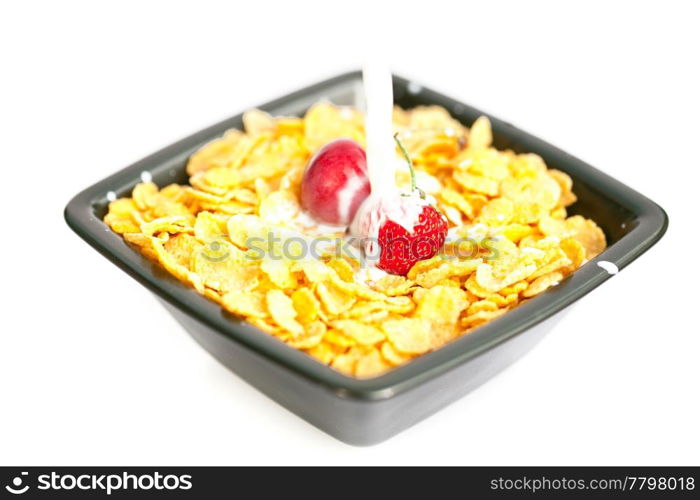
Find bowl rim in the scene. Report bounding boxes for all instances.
[64,70,668,401]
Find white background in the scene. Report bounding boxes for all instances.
[1,1,698,465]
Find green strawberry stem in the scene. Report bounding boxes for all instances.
[394,133,419,195]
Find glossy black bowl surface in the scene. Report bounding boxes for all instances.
[65,71,668,445]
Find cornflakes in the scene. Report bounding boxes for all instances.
[105,102,607,378]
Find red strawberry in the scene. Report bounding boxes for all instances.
[350,134,449,275]
[377,204,448,275]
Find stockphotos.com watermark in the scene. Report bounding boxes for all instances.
[200,233,502,264]
[4,471,192,495]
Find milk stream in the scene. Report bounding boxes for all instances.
[361,62,396,192]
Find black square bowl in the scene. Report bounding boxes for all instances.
[65,71,668,445]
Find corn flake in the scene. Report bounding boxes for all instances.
[266,289,304,336]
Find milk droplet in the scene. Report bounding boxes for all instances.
[597,260,619,275]
[140,171,153,183]
[106,191,117,202]
[407,81,422,94]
